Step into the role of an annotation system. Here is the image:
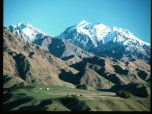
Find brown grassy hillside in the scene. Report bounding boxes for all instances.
[3,29,78,87]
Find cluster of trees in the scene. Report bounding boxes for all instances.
[60,95,91,111]
[116,90,131,98]
[76,84,87,90]
[9,84,35,92]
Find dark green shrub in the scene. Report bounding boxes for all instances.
[60,96,91,111]
[25,85,35,89]
[9,85,35,92]
[76,84,87,90]
[17,93,26,96]
[10,86,23,91]
[116,90,131,98]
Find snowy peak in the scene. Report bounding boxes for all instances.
[76,20,93,40]
[60,20,150,46]
[57,20,150,63]
[9,22,46,34]
[6,22,47,42]
[76,20,90,27]
[111,27,150,46]
[93,23,108,31]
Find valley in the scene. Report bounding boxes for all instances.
[3,21,151,111]
[3,84,150,111]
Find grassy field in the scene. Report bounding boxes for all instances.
[3,83,150,111]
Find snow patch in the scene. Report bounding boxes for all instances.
[76,20,90,27]
[7,22,48,42]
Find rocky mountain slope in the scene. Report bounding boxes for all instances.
[4,21,151,94]
[3,22,151,111]
[3,29,116,90]
[3,28,150,91]
[68,56,150,90]
[33,36,94,64]
[3,29,78,88]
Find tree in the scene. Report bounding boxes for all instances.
[116,90,131,98]
[76,84,87,90]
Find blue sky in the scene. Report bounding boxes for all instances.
[4,0,151,43]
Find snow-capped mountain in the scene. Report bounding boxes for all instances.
[5,21,151,63]
[6,22,49,42]
[58,20,151,63]
[5,22,94,63]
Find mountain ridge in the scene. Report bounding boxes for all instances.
[6,22,52,42]
[5,21,151,64]
[57,20,150,63]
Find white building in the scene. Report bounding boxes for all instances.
[46,88,49,90]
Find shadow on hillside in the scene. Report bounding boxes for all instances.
[70,61,87,71]
[70,60,122,85]
[48,38,66,58]
[113,65,129,75]
[98,83,149,98]
[3,75,12,84]
[3,97,33,111]
[91,42,125,60]
[13,53,31,80]
[18,98,53,111]
[59,69,84,85]
[106,74,121,85]
[3,92,13,103]
[136,69,148,80]
[62,55,75,61]
[83,56,105,66]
